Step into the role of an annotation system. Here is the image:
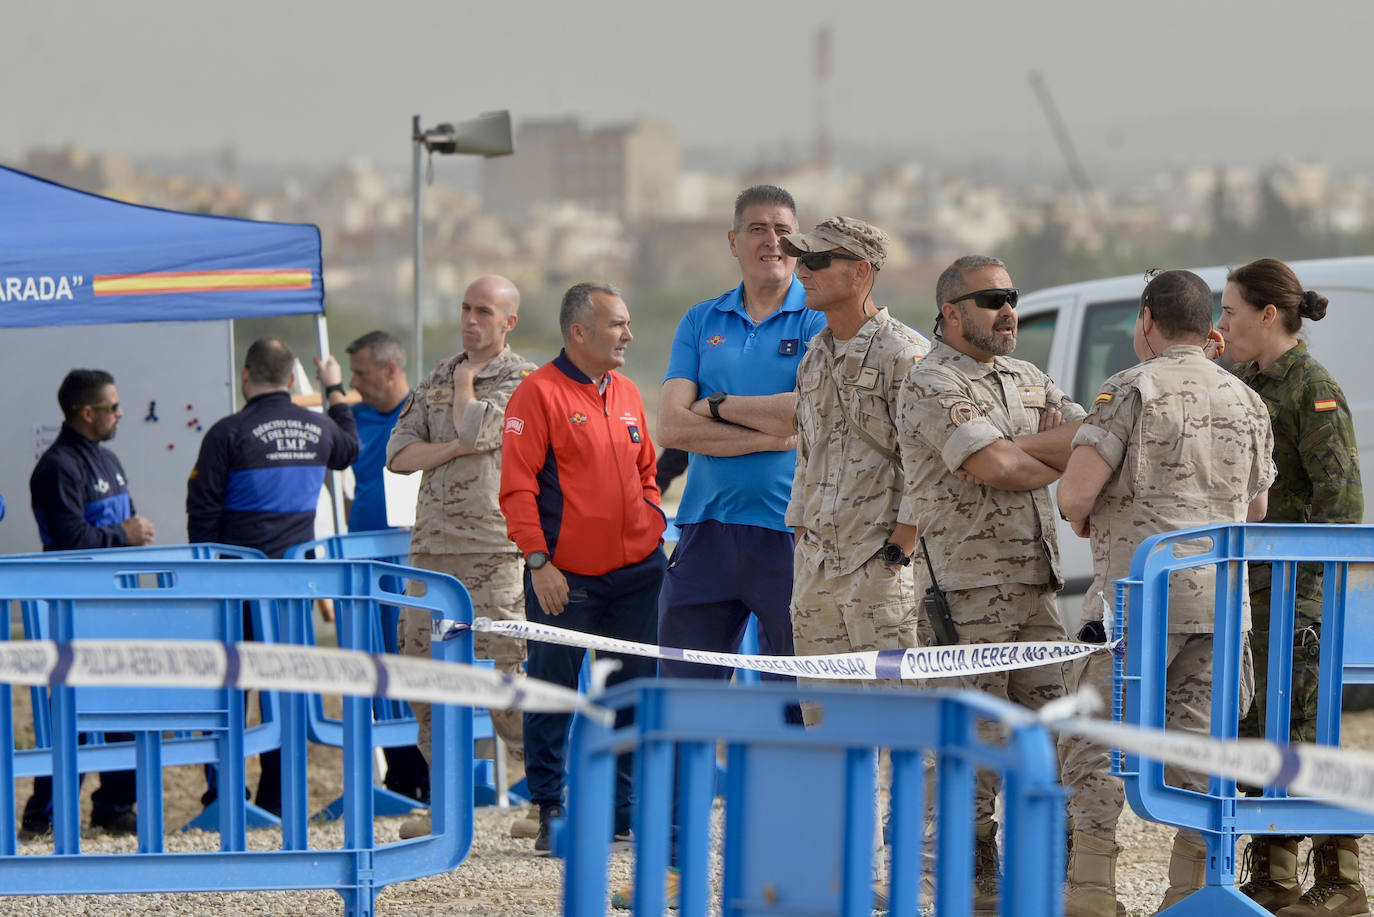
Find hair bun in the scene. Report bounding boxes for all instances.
[1300,290,1329,321]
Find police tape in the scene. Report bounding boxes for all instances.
[437,617,1116,681]
[0,639,614,725]
[1037,690,1374,817]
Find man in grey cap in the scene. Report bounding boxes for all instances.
[784,217,930,708]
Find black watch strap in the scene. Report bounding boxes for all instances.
[881,541,912,566]
[324,383,347,399]
[707,391,726,421]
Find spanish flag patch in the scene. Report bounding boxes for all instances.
[1314,398,1338,412]
[1095,392,1113,404]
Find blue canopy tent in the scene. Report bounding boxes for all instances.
[0,165,323,326]
[0,164,345,538]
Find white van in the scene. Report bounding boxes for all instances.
[1014,256,1374,601]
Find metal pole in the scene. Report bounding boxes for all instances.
[315,313,347,536]
[411,114,424,386]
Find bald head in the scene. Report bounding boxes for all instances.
[465,274,520,316]
[461,274,521,361]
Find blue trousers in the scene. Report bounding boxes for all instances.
[523,549,666,821]
[657,521,797,684]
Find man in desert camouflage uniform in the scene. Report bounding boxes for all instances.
[784,217,930,705]
[896,254,1083,915]
[1057,269,1274,917]
[386,274,537,838]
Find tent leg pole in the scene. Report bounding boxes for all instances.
[412,114,424,388]
[315,314,346,538]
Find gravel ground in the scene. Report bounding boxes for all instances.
[6,704,1374,916]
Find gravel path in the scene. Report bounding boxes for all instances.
[6,710,1373,915]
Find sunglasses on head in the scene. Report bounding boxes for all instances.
[795,251,866,272]
[950,288,1018,310]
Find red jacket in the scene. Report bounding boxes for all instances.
[500,351,664,576]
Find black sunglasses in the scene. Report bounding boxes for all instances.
[795,251,866,272]
[950,288,1018,310]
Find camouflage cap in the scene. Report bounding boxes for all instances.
[781,216,890,271]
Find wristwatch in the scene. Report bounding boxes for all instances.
[707,391,727,421]
[526,551,550,571]
[879,541,911,566]
[324,383,347,399]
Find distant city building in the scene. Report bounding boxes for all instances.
[22,147,135,198]
[481,117,680,221]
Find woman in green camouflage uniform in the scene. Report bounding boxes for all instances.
[1219,257,1366,917]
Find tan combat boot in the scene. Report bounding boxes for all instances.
[398,813,430,839]
[509,802,540,839]
[1239,836,1303,913]
[973,821,1000,917]
[1276,836,1370,917]
[1155,834,1207,912]
[1064,831,1126,917]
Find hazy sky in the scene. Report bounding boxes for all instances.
[8,0,1374,175]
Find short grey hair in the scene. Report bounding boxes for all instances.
[559,281,623,338]
[346,330,406,371]
[732,185,797,232]
[935,255,1008,309]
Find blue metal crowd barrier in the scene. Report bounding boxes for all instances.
[4,543,285,829]
[0,558,474,917]
[285,529,509,814]
[1114,523,1374,916]
[561,680,1066,917]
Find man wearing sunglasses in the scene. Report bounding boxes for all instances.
[783,217,930,709]
[22,368,156,840]
[896,254,1085,914]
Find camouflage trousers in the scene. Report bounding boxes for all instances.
[790,542,918,724]
[928,582,1070,823]
[1239,586,1322,745]
[399,551,526,764]
[1060,630,1254,844]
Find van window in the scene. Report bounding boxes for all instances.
[1074,299,1140,405]
[1075,294,1224,405]
[1015,311,1056,374]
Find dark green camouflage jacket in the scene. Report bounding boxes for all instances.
[1233,341,1362,605]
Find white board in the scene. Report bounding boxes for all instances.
[0,320,235,554]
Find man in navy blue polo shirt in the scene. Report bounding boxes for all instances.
[655,185,825,686]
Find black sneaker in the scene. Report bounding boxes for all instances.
[18,817,51,842]
[90,809,138,836]
[534,804,564,857]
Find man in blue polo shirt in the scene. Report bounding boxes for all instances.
[344,329,430,804]
[345,330,412,532]
[656,184,825,685]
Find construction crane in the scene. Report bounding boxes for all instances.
[1028,70,1103,238]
